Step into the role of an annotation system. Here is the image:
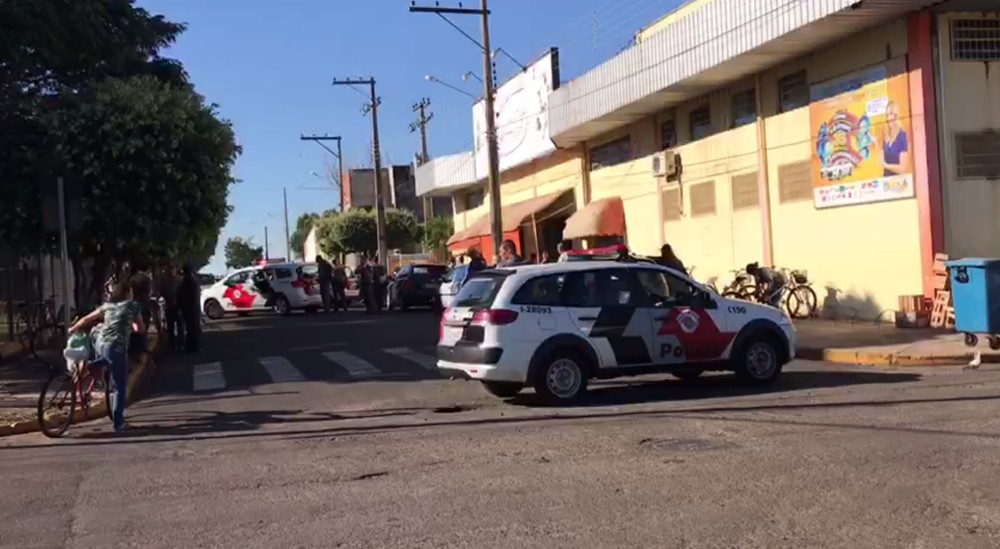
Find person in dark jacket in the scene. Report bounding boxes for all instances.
[658,243,687,275]
[316,255,333,313]
[497,240,522,267]
[175,264,201,353]
[331,259,347,312]
[358,257,376,314]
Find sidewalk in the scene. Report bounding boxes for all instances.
[795,319,997,366]
[0,335,161,436]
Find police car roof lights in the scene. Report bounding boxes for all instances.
[564,245,655,264]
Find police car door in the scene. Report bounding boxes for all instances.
[563,268,653,368]
[634,267,731,364]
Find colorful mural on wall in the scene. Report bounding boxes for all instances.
[810,59,914,209]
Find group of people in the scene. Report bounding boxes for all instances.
[313,254,388,314]
[69,262,201,434]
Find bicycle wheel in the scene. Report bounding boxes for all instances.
[785,290,805,319]
[31,323,66,366]
[37,372,76,438]
[796,285,818,317]
[103,368,115,422]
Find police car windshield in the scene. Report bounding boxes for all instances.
[452,272,506,308]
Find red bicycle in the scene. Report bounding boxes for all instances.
[36,357,114,438]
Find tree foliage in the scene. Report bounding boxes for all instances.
[421,216,454,255]
[224,237,263,269]
[289,212,320,260]
[0,1,239,304]
[315,209,420,257]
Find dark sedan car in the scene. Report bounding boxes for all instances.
[386,263,449,311]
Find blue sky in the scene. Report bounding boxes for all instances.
[137,0,683,273]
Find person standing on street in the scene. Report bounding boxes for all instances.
[331,259,347,312]
[373,258,388,312]
[157,265,182,350]
[497,239,522,267]
[658,243,688,275]
[69,279,145,433]
[316,254,333,313]
[175,264,201,353]
[358,257,375,314]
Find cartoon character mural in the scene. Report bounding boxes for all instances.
[816,110,864,181]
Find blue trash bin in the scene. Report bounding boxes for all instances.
[946,258,1000,346]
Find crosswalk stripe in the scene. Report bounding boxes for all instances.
[193,362,226,392]
[383,347,437,370]
[258,356,305,383]
[323,351,382,378]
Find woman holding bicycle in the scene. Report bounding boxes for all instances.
[69,278,146,433]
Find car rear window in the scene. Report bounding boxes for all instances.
[452,273,507,308]
[298,264,318,278]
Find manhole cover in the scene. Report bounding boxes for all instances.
[639,437,737,452]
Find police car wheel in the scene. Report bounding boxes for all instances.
[204,299,225,320]
[734,337,782,384]
[533,351,589,404]
[274,296,291,316]
[481,381,523,398]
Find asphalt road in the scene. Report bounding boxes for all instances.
[3,310,1000,549]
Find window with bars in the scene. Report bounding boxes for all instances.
[778,162,813,203]
[730,172,760,210]
[955,131,1000,179]
[660,119,677,149]
[778,70,809,113]
[690,105,713,141]
[731,89,757,128]
[589,136,633,171]
[689,181,716,217]
[465,188,485,209]
[951,19,1000,61]
[661,186,682,221]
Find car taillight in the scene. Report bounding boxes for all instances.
[439,307,450,340]
[471,309,518,326]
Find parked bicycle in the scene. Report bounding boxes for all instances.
[720,269,757,300]
[30,300,72,370]
[36,354,113,438]
[779,268,818,320]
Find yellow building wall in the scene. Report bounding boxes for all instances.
[584,19,923,315]
[635,0,710,44]
[935,13,1000,259]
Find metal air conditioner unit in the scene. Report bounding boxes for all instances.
[652,150,679,178]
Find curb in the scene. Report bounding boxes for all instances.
[797,346,1000,367]
[0,336,162,438]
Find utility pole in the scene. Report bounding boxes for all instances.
[410,0,503,254]
[300,134,344,211]
[410,97,433,223]
[283,187,291,260]
[333,77,387,264]
[264,226,269,260]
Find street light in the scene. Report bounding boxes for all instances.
[462,71,483,84]
[425,74,477,99]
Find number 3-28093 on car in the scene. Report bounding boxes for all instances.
[436,260,796,405]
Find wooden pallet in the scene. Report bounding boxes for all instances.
[930,290,951,329]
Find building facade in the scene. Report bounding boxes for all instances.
[417,0,1000,317]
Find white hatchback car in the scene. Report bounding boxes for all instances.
[201,262,322,319]
[437,259,795,404]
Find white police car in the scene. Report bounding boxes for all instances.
[437,248,795,404]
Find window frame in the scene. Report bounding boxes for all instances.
[951,18,1000,62]
[562,268,648,308]
[589,135,634,171]
[660,118,677,150]
[689,105,713,141]
[731,88,757,128]
[633,267,716,309]
[510,273,567,306]
[777,70,809,113]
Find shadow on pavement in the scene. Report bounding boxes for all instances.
[506,369,922,408]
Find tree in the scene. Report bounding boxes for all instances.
[45,75,239,300]
[224,237,263,269]
[422,216,454,255]
[289,212,320,260]
[316,209,420,256]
